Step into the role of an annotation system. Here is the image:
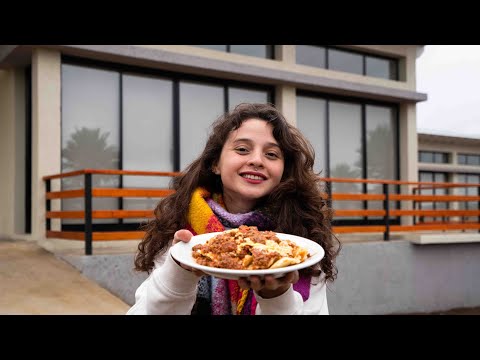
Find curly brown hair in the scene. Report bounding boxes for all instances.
[134,103,341,282]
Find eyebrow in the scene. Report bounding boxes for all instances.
[232,138,281,148]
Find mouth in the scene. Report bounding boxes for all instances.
[240,172,268,181]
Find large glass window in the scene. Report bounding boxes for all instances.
[228,86,269,111]
[180,83,272,169]
[296,45,399,80]
[419,172,448,223]
[328,48,363,75]
[457,173,480,222]
[61,64,120,224]
[61,59,273,229]
[296,45,326,69]
[366,56,398,80]
[458,153,480,166]
[329,101,363,216]
[296,96,327,175]
[179,81,224,170]
[366,105,398,217]
[122,73,174,222]
[296,92,399,224]
[419,151,449,164]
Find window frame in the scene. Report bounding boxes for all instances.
[296,45,399,81]
[60,55,274,232]
[297,89,400,226]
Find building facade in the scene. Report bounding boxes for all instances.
[417,132,480,224]
[0,45,427,250]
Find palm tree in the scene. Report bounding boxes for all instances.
[62,127,119,188]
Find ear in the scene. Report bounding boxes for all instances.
[212,165,220,175]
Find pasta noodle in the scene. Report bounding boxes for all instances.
[191,225,310,270]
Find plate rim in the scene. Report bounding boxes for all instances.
[170,230,325,278]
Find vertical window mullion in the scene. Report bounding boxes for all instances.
[325,47,329,69]
[118,73,124,220]
[173,80,180,171]
[325,99,330,178]
[395,105,400,215]
[224,85,229,112]
[26,66,32,234]
[362,104,367,216]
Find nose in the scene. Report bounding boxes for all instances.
[248,150,264,169]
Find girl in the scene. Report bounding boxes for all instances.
[127,103,341,315]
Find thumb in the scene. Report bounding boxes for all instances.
[173,229,194,244]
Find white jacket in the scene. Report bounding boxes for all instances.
[126,249,329,315]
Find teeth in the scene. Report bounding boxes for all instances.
[242,174,263,180]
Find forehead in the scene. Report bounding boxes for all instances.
[228,118,276,142]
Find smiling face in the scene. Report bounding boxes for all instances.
[213,118,285,214]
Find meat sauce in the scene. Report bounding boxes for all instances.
[192,225,290,270]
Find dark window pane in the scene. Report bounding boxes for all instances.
[194,45,227,52]
[419,151,434,163]
[366,56,397,80]
[61,63,120,224]
[329,101,362,218]
[296,95,327,174]
[328,48,363,75]
[366,105,397,180]
[228,87,269,111]
[230,45,270,58]
[366,105,397,215]
[122,74,174,222]
[458,154,466,164]
[467,155,480,166]
[296,45,326,68]
[433,152,448,163]
[179,81,224,170]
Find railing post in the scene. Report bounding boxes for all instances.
[46,179,51,232]
[84,173,93,255]
[412,187,417,225]
[383,183,390,241]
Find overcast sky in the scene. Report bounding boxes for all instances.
[416,45,480,138]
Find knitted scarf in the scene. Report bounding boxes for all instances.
[187,187,311,315]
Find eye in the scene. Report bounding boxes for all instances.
[265,151,280,159]
[235,147,249,154]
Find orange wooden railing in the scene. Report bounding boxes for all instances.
[43,169,480,255]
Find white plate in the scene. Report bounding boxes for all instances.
[170,231,325,280]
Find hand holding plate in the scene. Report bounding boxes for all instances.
[238,271,299,298]
[172,229,206,276]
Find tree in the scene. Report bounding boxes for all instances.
[62,127,119,189]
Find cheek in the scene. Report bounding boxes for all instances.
[273,164,285,182]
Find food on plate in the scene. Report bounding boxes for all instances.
[191,225,310,270]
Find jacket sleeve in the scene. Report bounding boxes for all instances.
[254,276,329,315]
[126,250,200,315]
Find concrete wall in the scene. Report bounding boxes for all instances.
[0,69,15,238]
[31,49,62,240]
[59,240,480,315]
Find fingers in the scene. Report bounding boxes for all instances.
[237,277,250,290]
[238,271,299,292]
[173,229,193,245]
[285,270,299,285]
[191,269,207,277]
